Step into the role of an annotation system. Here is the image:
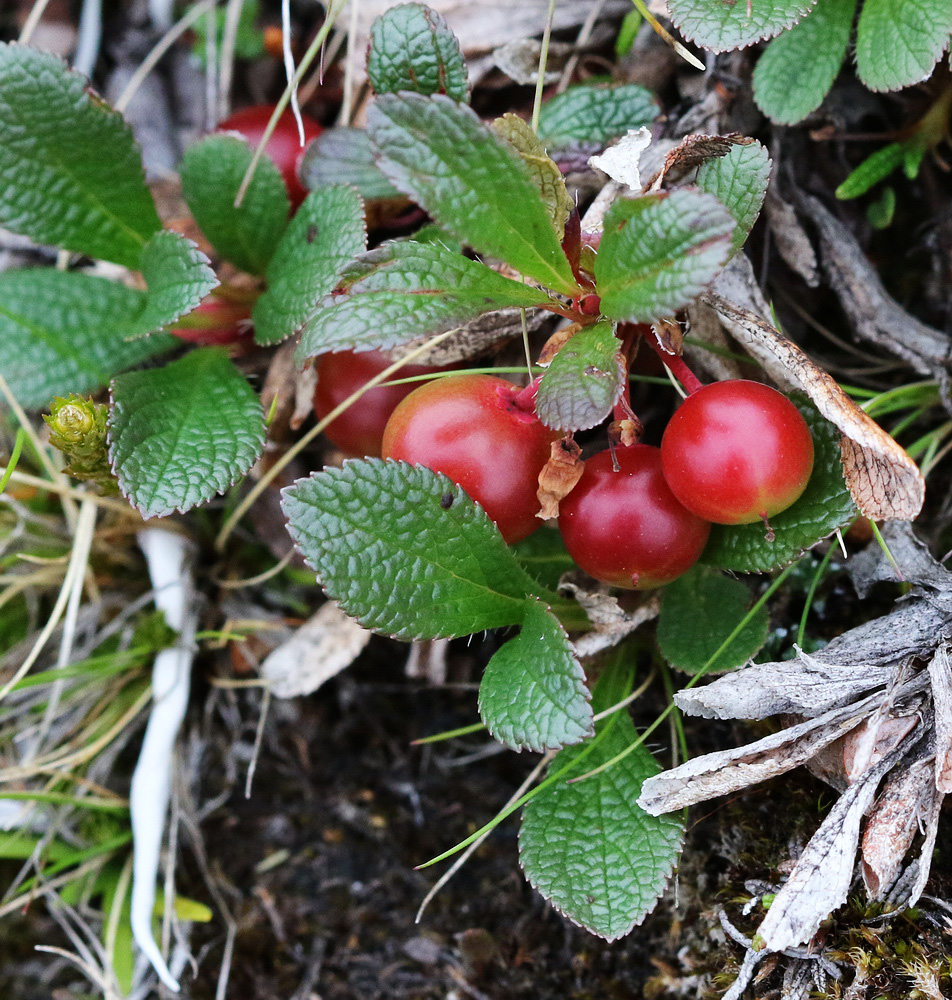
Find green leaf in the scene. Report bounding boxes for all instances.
[0,42,161,267]
[479,597,592,752]
[179,133,290,276]
[519,663,683,940]
[132,230,218,336]
[596,191,734,323]
[667,0,817,51]
[702,397,856,573]
[835,142,905,200]
[296,239,551,362]
[866,185,896,229]
[492,114,573,240]
[536,321,625,432]
[511,528,576,591]
[298,127,402,201]
[253,186,366,346]
[367,92,580,295]
[753,0,857,124]
[109,349,266,518]
[536,84,658,148]
[281,459,552,640]
[856,0,952,92]
[657,565,768,673]
[368,2,469,102]
[695,142,771,257]
[0,269,177,409]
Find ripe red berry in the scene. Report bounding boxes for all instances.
[216,105,322,207]
[314,350,449,458]
[170,294,253,345]
[660,380,814,525]
[559,445,711,590]
[381,374,559,544]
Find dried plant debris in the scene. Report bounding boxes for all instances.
[639,522,952,984]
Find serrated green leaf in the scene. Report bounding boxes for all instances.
[492,114,573,240]
[753,0,857,124]
[511,527,576,591]
[536,83,658,148]
[0,43,160,267]
[281,459,552,640]
[109,349,266,518]
[856,0,952,92]
[0,270,178,409]
[479,597,592,752]
[519,664,683,940]
[367,92,579,295]
[253,186,366,346]
[296,240,551,362]
[695,142,771,256]
[368,2,468,102]
[657,565,768,674]
[596,191,734,323]
[298,127,402,201]
[667,0,817,51]
[701,397,856,573]
[536,321,625,432]
[180,133,289,276]
[835,142,905,199]
[133,230,218,336]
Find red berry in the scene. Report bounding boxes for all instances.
[660,380,814,525]
[170,294,253,345]
[216,104,322,207]
[559,445,711,590]
[314,350,449,458]
[381,374,559,544]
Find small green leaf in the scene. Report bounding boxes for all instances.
[536,84,658,148]
[253,186,366,346]
[702,397,856,573]
[596,191,734,323]
[657,565,768,673]
[753,0,857,124]
[856,0,952,92]
[368,2,469,102]
[667,0,817,51]
[0,42,161,267]
[0,270,177,409]
[511,528,576,591]
[866,186,896,229]
[493,114,573,240]
[281,459,552,639]
[696,142,771,256]
[519,663,683,940]
[479,597,592,752]
[367,92,580,295]
[298,127,402,201]
[536,321,625,432]
[180,133,290,276]
[132,230,218,336]
[615,9,644,56]
[835,142,905,200]
[109,349,266,518]
[296,240,551,362]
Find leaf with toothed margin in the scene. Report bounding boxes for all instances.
[109,348,265,518]
[295,239,551,362]
[536,83,658,148]
[367,92,580,295]
[666,0,817,51]
[479,597,593,753]
[519,660,684,940]
[281,459,554,640]
[855,0,952,93]
[595,190,734,324]
[535,321,625,432]
[695,142,771,257]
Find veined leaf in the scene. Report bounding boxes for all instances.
[109,349,266,518]
[696,142,772,256]
[0,42,160,267]
[298,127,401,201]
[536,84,658,148]
[367,92,580,295]
[133,230,218,336]
[667,0,817,51]
[296,240,551,362]
[856,0,952,92]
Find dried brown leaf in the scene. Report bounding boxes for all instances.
[645,133,753,190]
[536,437,583,520]
[558,577,659,656]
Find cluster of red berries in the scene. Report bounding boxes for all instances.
[313,351,815,590]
